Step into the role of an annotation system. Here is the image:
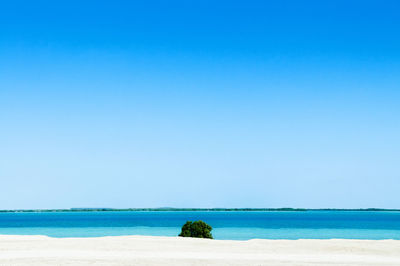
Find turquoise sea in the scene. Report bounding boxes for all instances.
[1,211,400,240]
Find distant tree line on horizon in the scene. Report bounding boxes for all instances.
[0,208,399,212]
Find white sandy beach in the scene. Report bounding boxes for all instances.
[0,235,400,265]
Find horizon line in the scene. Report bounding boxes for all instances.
[1,207,400,212]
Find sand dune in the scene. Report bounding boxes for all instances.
[1,235,400,265]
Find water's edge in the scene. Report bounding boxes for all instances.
[1,211,400,240]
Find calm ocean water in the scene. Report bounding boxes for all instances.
[1,211,400,240]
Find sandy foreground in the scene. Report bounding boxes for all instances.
[0,235,400,266]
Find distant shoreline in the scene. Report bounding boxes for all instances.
[1,208,399,213]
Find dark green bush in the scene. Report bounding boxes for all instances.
[179,220,213,239]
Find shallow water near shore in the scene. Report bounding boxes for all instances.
[1,211,400,240]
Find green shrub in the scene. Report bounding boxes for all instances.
[179,220,213,239]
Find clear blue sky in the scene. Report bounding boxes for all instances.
[1,0,399,209]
